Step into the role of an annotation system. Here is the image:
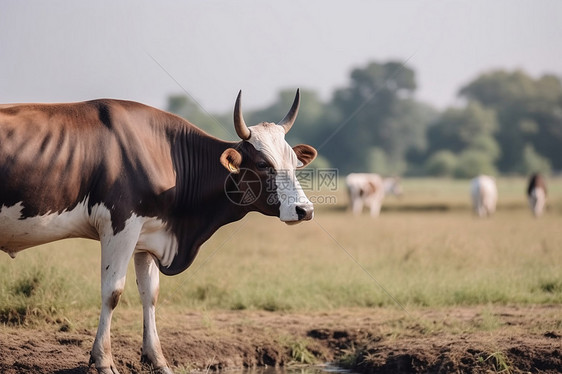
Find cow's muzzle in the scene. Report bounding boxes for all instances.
[281,200,314,224]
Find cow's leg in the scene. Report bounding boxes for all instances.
[536,190,546,216]
[529,195,537,215]
[369,198,382,217]
[483,197,495,217]
[90,224,141,374]
[476,199,485,217]
[351,194,363,215]
[531,188,546,217]
[134,251,173,374]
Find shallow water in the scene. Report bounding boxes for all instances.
[228,364,353,374]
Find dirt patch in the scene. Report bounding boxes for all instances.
[0,306,560,373]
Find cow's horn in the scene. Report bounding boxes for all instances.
[277,89,300,134]
[234,90,251,140]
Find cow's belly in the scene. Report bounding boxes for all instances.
[0,201,179,268]
[0,201,97,256]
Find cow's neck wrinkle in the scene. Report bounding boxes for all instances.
[162,128,247,275]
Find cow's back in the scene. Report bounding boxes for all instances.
[347,173,383,198]
[0,100,177,250]
[1,101,109,213]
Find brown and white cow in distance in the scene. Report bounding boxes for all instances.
[527,173,547,217]
[346,173,402,217]
[0,90,317,374]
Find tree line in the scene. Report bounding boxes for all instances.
[167,61,561,177]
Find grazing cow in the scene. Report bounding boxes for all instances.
[527,173,547,217]
[0,90,317,374]
[346,173,402,217]
[470,175,498,217]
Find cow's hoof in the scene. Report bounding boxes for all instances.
[89,355,120,374]
[140,353,173,373]
[153,367,174,374]
[141,363,174,374]
[96,367,120,374]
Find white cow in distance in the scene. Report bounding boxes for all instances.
[470,175,498,217]
[346,173,402,217]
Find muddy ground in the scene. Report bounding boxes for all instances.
[0,306,560,373]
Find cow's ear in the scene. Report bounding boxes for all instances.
[293,144,317,168]
[220,148,243,174]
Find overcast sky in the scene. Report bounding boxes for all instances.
[1,1,561,114]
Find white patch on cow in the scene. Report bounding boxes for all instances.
[247,123,313,222]
[136,218,178,268]
[346,173,385,217]
[529,187,546,217]
[0,200,97,255]
[0,199,179,268]
[470,175,498,218]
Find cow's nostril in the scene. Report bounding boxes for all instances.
[295,205,313,221]
[296,206,306,220]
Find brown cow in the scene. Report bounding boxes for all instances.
[0,90,316,373]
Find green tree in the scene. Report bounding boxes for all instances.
[320,61,435,174]
[517,144,552,175]
[425,102,501,178]
[460,70,562,172]
[454,149,498,179]
[424,150,458,177]
[426,102,499,156]
[367,147,389,175]
[470,134,501,161]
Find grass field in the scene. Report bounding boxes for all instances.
[1,177,561,327]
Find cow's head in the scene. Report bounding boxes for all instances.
[220,90,317,223]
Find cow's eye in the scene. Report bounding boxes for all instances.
[257,161,269,170]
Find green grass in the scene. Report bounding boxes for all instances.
[479,351,512,374]
[1,177,561,325]
[285,337,317,365]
